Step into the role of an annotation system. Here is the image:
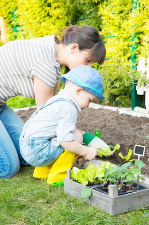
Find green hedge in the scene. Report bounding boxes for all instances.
[1,0,149,107]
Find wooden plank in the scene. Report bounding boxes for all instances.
[64,179,114,214]
[64,177,149,215]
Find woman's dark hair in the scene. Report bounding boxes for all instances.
[55,26,106,65]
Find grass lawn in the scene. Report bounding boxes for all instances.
[1,166,149,225]
[6,96,36,109]
[3,95,149,224]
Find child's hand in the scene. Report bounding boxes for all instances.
[84,147,98,160]
[75,155,84,163]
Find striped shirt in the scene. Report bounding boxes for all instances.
[0,35,61,105]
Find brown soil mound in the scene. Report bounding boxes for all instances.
[16,107,149,176]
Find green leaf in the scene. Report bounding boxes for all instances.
[109,166,121,174]
[136,133,141,137]
[71,167,80,180]
[98,147,112,157]
[95,167,104,179]
[85,164,96,183]
[138,176,145,181]
[108,145,114,149]
[119,152,125,159]
[125,149,132,161]
[129,159,135,162]
[121,162,131,168]
[131,167,141,175]
[113,144,120,153]
[135,160,146,170]
[119,149,132,161]
[104,168,109,177]
[126,173,135,183]
[122,179,128,183]
[81,187,92,199]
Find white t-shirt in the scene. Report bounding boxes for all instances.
[21,90,81,146]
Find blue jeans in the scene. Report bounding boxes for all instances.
[0,104,29,178]
[19,137,64,167]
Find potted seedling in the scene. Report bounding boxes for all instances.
[64,159,149,215]
[64,141,149,215]
[70,158,146,199]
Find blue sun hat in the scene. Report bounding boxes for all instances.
[61,65,105,99]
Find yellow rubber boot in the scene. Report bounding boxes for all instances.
[47,149,76,184]
[33,163,53,179]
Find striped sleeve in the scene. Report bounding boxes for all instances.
[30,60,60,89]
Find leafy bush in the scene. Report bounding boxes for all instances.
[1,0,149,107]
[97,0,149,106]
[6,96,36,109]
[95,60,134,107]
[0,40,4,46]
[0,0,18,41]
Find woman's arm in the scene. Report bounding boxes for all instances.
[34,77,56,107]
[53,80,59,96]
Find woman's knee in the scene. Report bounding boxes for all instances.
[9,165,20,178]
[0,159,20,178]
[73,129,83,144]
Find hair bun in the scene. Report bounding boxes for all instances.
[65,26,77,32]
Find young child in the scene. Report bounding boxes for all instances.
[19,65,108,167]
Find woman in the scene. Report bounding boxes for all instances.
[0,25,106,178]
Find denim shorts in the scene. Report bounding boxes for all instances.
[19,137,64,167]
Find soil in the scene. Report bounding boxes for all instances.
[16,107,149,176]
[93,182,146,195]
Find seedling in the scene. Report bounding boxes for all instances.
[71,159,146,199]
[136,133,149,139]
[119,149,133,161]
[97,144,120,157]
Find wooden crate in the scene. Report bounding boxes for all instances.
[64,169,149,215]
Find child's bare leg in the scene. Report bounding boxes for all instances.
[73,129,83,144]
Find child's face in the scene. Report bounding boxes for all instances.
[77,90,98,109]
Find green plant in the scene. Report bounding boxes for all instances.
[136,133,149,141]
[132,160,146,188]
[136,70,149,88]
[97,60,134,107]
[72,159,146,199]
[71,161,113,186]
[0,0,18,41]
[0,40,4,46]
[119,149,133,161]
[98,144,120,157]
[97,0,149,106]
[6,95,36,109]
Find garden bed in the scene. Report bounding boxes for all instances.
[16,106,149,176]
